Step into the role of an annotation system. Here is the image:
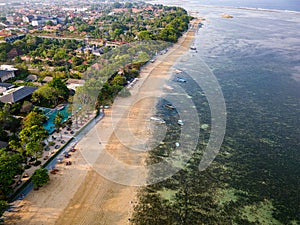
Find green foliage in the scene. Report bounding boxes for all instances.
[31,168,49,189]
[48,77,69,99]
[32,85,57,107]
[0,104,21,132]
[0,51,8,62]
[32,78,69,107]
[19,120,47,158]
[0,200,8,215]
[54,112,63,132]
[22,111,47,128]
[111,74,126,86]
[138,30,153,41]
[19,125,47,145]
[71,56,84,67]
[0,149,24,199]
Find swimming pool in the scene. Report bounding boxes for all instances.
[39,105,71,134]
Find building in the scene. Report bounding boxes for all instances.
[0,65,18,82]
[26,74,38,82]
[22,15,34,23]
[0,70,15,82]
[42,76,53,83]
[0,83,15,94]
[0,65,18,71]
[0,86,37,103]
[66,78,85,91]
[32,19,44,27]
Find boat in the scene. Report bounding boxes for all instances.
[175,69,182,74]
[150,117,166,124]
[190,46,197,51]
[176,77,187,83]
[164,104,175,110]
[56,104,65,110]
[177,120,184,126]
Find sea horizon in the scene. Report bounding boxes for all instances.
[148,0,300,12]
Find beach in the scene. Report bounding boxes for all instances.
[4,18,200,225]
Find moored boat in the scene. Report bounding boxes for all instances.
[177,119,184,126]
[164,103,175,110]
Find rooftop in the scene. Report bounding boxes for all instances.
[0,86,37,103]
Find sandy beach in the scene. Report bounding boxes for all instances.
[4,18,200,225]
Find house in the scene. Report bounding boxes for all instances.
[0,83,15,94]
[7,48,21,58]
[22,15,34,23]
[68,26,76,32]
[0,86,37,103]
[32,19,44,27]
[91,63,102,70]
[26,74,38,82]
[0,70,15,82]
[0,65,18,71]
[42,76,53,83]
[0,65,18,82]
[66,78,85,91]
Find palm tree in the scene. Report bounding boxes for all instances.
[54,112,63,140]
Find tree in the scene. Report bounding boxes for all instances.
[0,51,7,62]
[48,78,69,101]
[19,125,47,159]
[33,78,69,107]
[13,40,26,53]
[31,168,49,189]
[138,30,153,41]
[25,141,43,160]
[22,111,46,128]
[0,200,8,216]
[54,112,63,133]
[32,85,57,106]
[71,56,83,67]
[45,20,54,26]
[111,74,126,86]
[19,125,47,144]
[8,139,22,153]
[0,149,23,199]
[0,104,15,130]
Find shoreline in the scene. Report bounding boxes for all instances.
[4,18,201,225]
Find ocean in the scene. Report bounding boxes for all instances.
[135,1,300,224]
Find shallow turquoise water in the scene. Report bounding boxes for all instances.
[40,106,70,134]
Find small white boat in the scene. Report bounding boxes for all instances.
[177,120,184,126]
[175,69,182,74]
[150,117,166,124]
[57,104,65,110]
[176,77,187,83]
